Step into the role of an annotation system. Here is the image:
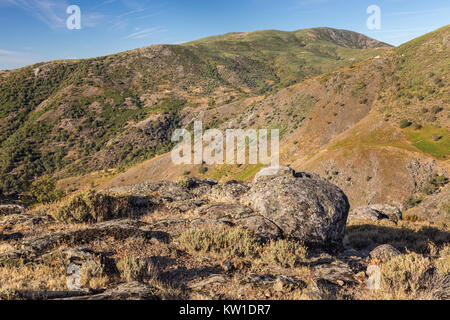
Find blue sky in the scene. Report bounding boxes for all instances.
[0,0,449,70]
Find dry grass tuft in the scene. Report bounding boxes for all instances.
[260,239,308,268]
[117,255,157,283]
[380,252,432,299]
[50,189,135,223]
[178,227,261,259]
[435,244,450,275]
[0,262,67,296]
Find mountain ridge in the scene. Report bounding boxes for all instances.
[0,27,392,200]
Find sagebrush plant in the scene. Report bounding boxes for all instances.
[29,176,65,205]
[380,252,432,298]
[176,178,197,190]
[435,245,450,275]
[80,259,110,290]
[178,227,261,259]
[51,189,134,223]
[260,239,307,268]
[117,255,156,282]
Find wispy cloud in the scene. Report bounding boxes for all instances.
[0,48,39,70]
[2,0,69,29]
[125,27,166,39]
[386,7,450,17]
[1,0,106,29]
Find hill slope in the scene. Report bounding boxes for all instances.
[106,25,449,211]
[0,27,390,200]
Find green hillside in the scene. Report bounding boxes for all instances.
[0,27,390,200]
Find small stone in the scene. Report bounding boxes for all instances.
[189,275,227,290]
[313,260,356,284]
[273,275,307,292]
[221,260,233,272]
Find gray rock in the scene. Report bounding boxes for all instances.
[370,204,402,222]
[273,275,307,292]
[64,282,159,300]
[348,207,388,222]
[241,168,350,249]
[0,204,26,216]
[236,215,282,240]
[349,204,402,223]
[207,180,250,203]
[313,260,356,284]
[167,199,208,213]
[240,274,276,286]
[254,166,294,182]
[18,220,168,256]
[369,244,401,261]
[189,274,227,290]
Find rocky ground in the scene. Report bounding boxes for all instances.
[0,167,449,300]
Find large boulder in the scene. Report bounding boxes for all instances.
[241,166,350,250]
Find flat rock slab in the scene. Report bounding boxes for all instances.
[62,282,160,300]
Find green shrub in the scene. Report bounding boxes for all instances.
[178,227,261,259]
[52,189,138,223]
[399,120,412,129]
[403,197,423,210]
[117,256,156,282]
[176,178,197,190]
[431,106,443,114]
[435,245,450,275]
[29,177,65,204]
[260,239,307,268]
[198,166,208,174]
[423,176,448,195]
[381,253,432,298]
[412,123,423,130]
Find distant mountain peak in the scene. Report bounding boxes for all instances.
[305,27,393,49]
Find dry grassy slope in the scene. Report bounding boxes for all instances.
[287,26,450,207]
[103,26,450,209]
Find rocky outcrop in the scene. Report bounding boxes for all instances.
[102,167,351,249]
[0,220,168,266]
[0,204,26,216]
[62,282,160,300]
